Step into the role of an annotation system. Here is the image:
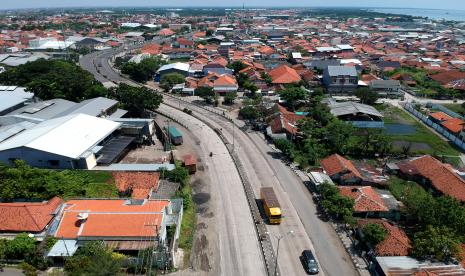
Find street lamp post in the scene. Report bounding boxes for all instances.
[267,230,294,276]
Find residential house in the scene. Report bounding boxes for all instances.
[51,198,182,260]
[323,66,358,94]
[398,155,465,202]
[266,105,305,140]
[357,219,411,256]
[370,80,403,98]
[320,154,363,184]
[0,197,63,239]
[113,171,160,199]
[339,186,400,220]
[268,64,302,85]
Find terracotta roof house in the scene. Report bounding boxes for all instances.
[339,186,389,212]
[265,104,305,139]
[320,154,362,184]
[268,65,302,85]
[158,28,175,37]
[441,117,465,134]
[52,198,182,256]
[429,111,452,123]
[399,155,465,202]
[357,219,411,256]
[430,70,465,90]
[113,171,160,199]
[0,197,63,236]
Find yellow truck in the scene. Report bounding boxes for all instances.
[260,187,282,224]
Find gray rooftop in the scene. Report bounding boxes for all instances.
[370,79,401,89]
[8,99,76,120]
[326,65,357,77]
[329,101,384,118]
[0,94,28,114]
[54,97,120,118]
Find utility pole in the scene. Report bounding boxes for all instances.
[266,230,294,276]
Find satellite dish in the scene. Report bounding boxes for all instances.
[77,213,89,220]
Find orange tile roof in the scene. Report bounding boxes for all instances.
[409,155,465,201]
[158,28,175,36]
[441,117,465,133]
[214,74,237,86]
[339,186,389,212]
[0,197,62,233]
[429,111,452,122]
[268,65,302,84]
[320,154,362,179]
[113,171,160,200]
[358,219,411,256]
[55,199,169,239]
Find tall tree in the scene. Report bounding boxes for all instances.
[278,87,307,111]
[362,223,388,246]
[108,84,163,117]
[412,226,462,262]
[354,87,379,105]
[160,73,185,92]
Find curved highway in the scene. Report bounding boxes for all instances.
[80,47,359,276]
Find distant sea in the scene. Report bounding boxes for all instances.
[372,8,465,22]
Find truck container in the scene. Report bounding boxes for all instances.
[260,187,282,224]
[166,126,183,145]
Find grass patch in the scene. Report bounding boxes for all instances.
[75,171,118,198]
[442,104,465,115]
[381,104,459,156]
[85,183,119,198]
[176,183,196,265]
[388,176,424,201]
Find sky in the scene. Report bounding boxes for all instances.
[1,0,464,10]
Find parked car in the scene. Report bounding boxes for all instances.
[302,250,319,274]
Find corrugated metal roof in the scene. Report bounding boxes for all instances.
[0,94,27,113]
[0,113,120,158]
[157,62,190,73]
[327,66,357,77]
[329,101,383,118]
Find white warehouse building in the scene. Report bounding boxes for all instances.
[0,113,123,169]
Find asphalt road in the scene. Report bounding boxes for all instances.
[79,47,359,276]
[80,49,267,276]
[159,105,266,276]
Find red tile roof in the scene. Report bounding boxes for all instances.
[339,186,389,212]
[429,111,452,122]
[358,219,411,256]
[320,154,362,179]
[113,171,160,199]
[408,155,465,201]
[268,65,302,84]
[441,117,465,134]
[0,197,62,233]
[55,199,169,239]
[158,28,175,36]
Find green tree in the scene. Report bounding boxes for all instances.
[274,138,295,158]
[412,226,462,262]
[239,106,260,121]
[121,56,165,83]
[195,86,216,103]
[206,29,214,36]
[278,87,307,111]
[362,223,388,246]
[0,59,107,101]
[260,71,272,85]
[325,120,355,155]
[223,92,237,105]
[227,61,247,74]
[354,87,379,105]
[65,241,124,276]
[4,233,36,260]
[108,84,163,117]
[160,73,185,92]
